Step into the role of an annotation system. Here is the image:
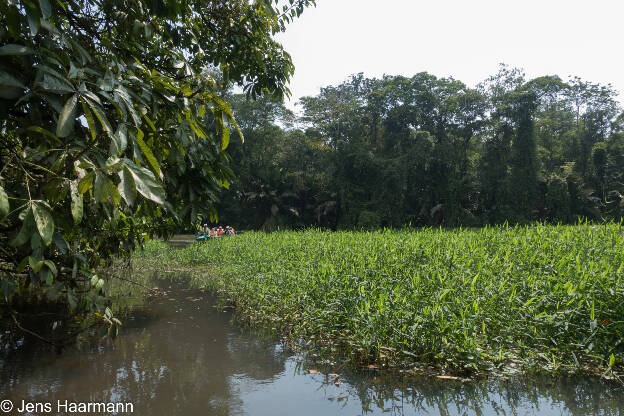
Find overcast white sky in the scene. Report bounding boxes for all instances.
[275,0,624,108]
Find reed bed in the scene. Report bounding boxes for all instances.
[135,224,624,377]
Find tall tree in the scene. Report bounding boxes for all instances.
[508,89,539,221]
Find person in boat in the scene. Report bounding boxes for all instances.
[200,219,210,235]
[226,226,235,236]
[217,226,225,236]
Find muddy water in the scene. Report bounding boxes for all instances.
[1,281,623,416]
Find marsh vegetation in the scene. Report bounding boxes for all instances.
[133,224,624,379]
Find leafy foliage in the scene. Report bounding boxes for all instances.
[0,0,313,321]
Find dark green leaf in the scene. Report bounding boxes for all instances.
[10,207,36,247]
[124,159,166,205]
[115,124,128,154]
[5,5,20,38]
[70,40,91,64]
[100,90,126,119]
[80,88,102,105]
[114,87,141,126]
[41,268,52,285]
[0,71,25,89]
[24,1,41,36]
[84,96,112,133]
[40,73,75,93]
[43,259,57,276]
[94,173,121,205]
[53,233,69,254]
[26,126,63,145]
[39,0,52,19]
[30,232,42,250]
[32,201,55,246]
[0,44,35,56]
[0,71,26,99]
[56,94,78,138]
[118,166,137,207]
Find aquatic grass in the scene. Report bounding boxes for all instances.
[134,224,624,377]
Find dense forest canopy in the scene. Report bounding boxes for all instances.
[217,67,624,230]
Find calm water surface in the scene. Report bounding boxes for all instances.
[1,281,622,416]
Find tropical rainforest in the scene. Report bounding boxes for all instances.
[216,68,624,230]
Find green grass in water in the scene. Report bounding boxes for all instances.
[134,224,624,378]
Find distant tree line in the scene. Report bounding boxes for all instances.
[216,66,624,230]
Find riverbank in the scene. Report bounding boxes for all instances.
[132,224,624,379]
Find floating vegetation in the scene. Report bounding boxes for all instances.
[134,224,624,378]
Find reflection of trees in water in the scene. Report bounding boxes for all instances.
[226,328,288,382]
[310,368,624,415]
[0,289,288,416]
[0,310,70,393]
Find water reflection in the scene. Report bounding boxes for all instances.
[0,281,622,416]
[324,371,624,415]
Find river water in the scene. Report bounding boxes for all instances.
[1,280,622,416]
